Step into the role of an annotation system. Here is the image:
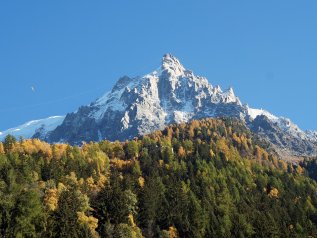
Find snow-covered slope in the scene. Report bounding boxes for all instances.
[247,107,279,121]
[0,116,65,141]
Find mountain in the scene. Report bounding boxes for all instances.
[1,54,316,158]
[47,54,245,144]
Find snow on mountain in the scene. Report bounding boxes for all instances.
[247,107,279,121]
[0,116,65,141]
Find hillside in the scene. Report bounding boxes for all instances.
[0,118,316,237]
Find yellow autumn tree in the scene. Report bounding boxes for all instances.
[138,177,145,188]
[111,158,131,170]
[77,212,99,238]
[296,165,304,174]
[93,151,109,175]
[168,226,180,238]
[44,188,59,211]
[175,127,180,139]
[85,176,98,195]
[177,146,186,158]
[96,174,107,190]
[52,144,68,160]
[279,160,288,172]
[216,138,230,160]
[0,143,4,154]
[232,133,241,146]
[189,125,195,138]
[14,139,52,157]
[255,145,269,162]
[167,127,173,140]
[268,188,279,198]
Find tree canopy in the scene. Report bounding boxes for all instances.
[0,118,316,237]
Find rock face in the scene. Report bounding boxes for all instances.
[1,54,317,157]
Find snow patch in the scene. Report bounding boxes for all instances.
[247,107,279,121]
[174,111,194,124]
[162,54,186,77]
[121,112,130,131]
[0,116,65,140]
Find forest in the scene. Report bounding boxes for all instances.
[0,118,317,237]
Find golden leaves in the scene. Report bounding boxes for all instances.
[268,188,279,198]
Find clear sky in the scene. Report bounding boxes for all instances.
[1,1,317,131]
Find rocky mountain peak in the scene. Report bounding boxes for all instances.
[227,87,234,95]
[222,87,241,104]
[161,54,186,77]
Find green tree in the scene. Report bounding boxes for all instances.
[3,135,16,152]
[11,189,44,238]
[49,188,93,238]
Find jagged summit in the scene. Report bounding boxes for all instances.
[46,54,244,144]
[1,54,316,158]
[161,54,186,76]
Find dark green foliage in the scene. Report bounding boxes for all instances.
[301,157,317,181]
[3,135,16,152]
[0,188,44,238]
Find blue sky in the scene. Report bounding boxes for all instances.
[0,1,317,131]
